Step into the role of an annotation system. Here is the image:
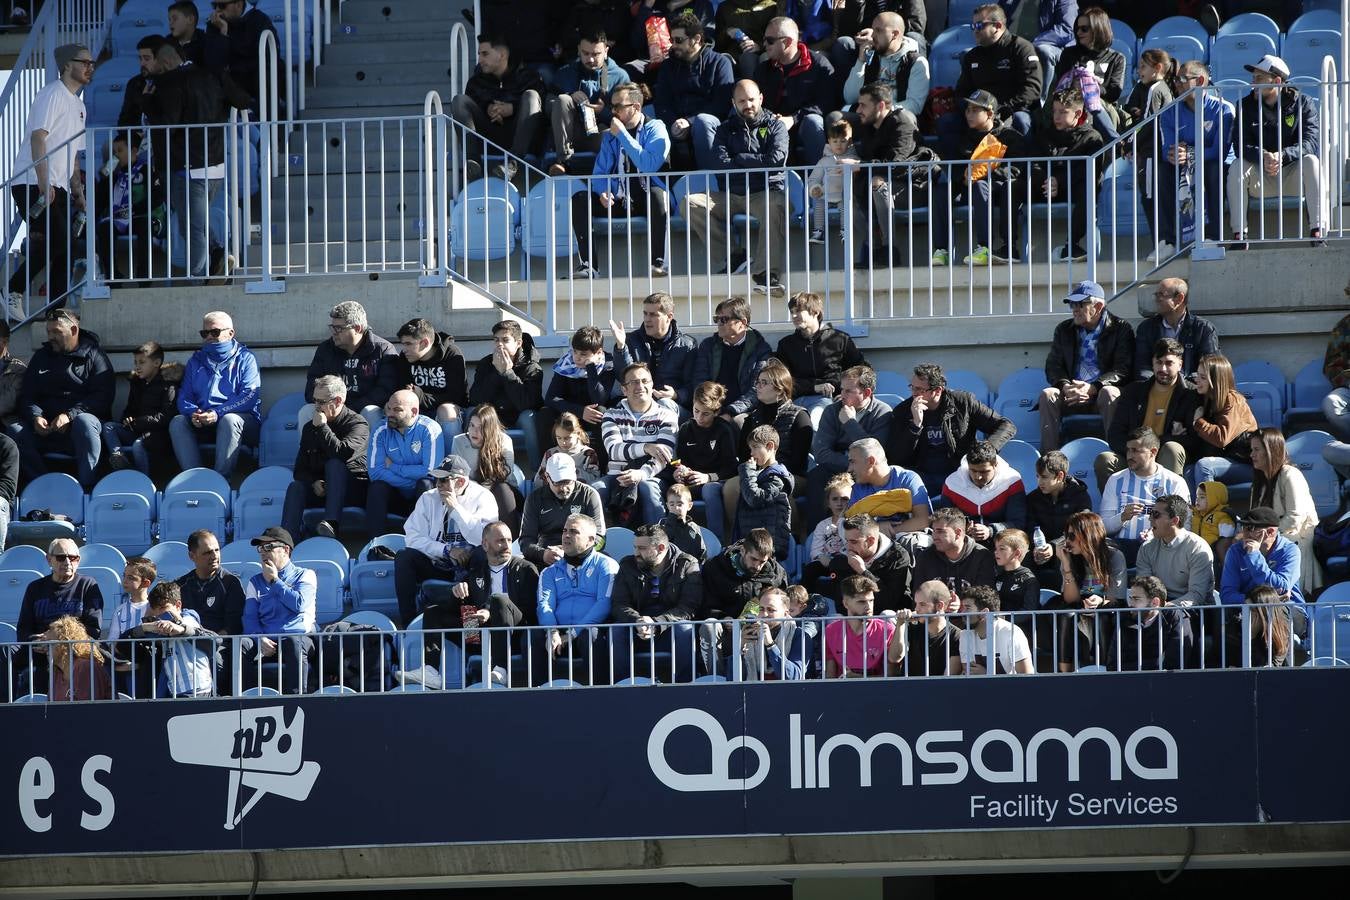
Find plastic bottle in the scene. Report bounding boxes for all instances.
[732,28,747,44]
[1033,526,1047,549]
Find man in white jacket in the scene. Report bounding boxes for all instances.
[393,454,498,625]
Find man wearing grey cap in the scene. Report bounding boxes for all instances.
[1218,506,1305,607]
[1040,280,1135,450]
[394,454,499,625]
[1226,54,1325,248]
[519,453,606,569]
[6,43,93,317]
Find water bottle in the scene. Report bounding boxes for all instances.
[1033,526,1047,550]
[73,210,87,238]
[732,28,747,44]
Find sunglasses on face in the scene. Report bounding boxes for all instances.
[714,316,742,325]
[51,554,80,562]
[971,21,998,31]
[199,327,227,339]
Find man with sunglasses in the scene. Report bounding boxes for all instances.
[6,44,93,317]
[202,0,276,111]
[9,308,114,490]
[752,16,835,166]
[170,311,261,477]
[1040,279,1135,451]
[1219,506,1305,607]
[13,538,104,697]
[939,4,1042,157]
[1134,494,1214,607]
[653,10,734,172]
[395,454,499,626]
[240,527,316,694]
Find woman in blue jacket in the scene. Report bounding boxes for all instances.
[568,82,671,279]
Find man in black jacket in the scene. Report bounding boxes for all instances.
[611,291,698,413]
[888,362,1015,496]
[609,523,701,682]
[938,3,1041,155]
[911,507,997,598]
[393,318,468,436]
[851,81,924,268]
[281,375,369,541]
[753,16,835,165]
[8,309,114,489]
[826,513,913,611]
[118,35,168,128]
[142,42,250,280]
[303,300,399,428]
[654,10,735,171]
[468,320,544,463]
[1021,449,1093,590]
[1028,88,1104,263]
[450,34,545,181]
[1095,338,1196,490]
[774,290,867,417]
[701,529,788,619]
[201,0,274,112]
[0,432,16,552]
[167,1,207,65]
[1039,280,1135,450]
[421,520,539,686]
[1133,278,1220,381]
[519,454,607,568]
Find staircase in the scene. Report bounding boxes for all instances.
[251,0,472,276]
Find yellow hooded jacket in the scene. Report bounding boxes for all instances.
[1191,481,1235,546]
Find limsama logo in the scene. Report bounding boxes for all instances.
[646,708,769,791]
[167,706,321,829]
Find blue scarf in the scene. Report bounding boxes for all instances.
[203,338,238,367]
[552,349,612,379]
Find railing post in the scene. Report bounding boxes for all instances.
[246,31,284,293]
[80,125,110,300]
[1190,83,1224,260]
[1084,154,1098,282]
[544,176,559,339]
[841,164,855,328]
[419,91,447,287]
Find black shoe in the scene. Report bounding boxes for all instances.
[752,270,785,295]
[715,250,748,276]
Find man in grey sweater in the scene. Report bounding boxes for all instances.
[807,365,893,528]
[1134,494,1214,607]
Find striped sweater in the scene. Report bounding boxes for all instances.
[600,399,678,479]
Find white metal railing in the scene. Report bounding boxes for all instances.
[448,21,472,97]
[3,601,1339,702]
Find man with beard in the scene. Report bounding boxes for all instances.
[533,513,618,684]
[393,317,468,436]
[911,507,997,597]
[653,10,734,171]
[609,523,700,683]
[519,454,607,568]
[1095,338,1196,490]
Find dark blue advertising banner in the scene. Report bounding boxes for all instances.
[4,671,1349,856]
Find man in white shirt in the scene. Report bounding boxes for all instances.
[392,454,498,625]
[7,43,92,315]
[1100,427,1190,566]
[957,585,1033,674]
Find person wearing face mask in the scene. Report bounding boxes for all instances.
[394,455,499,627]
[169,310,261,477]
[609,523,701,683]
[1110,574,1194,671]
[534,513,619,685]
[519,453,607,569]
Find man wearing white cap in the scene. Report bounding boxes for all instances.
[1226,54,1325,248]
[1040,280,1135,451]
[519,453,606,568]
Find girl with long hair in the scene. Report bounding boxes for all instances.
[1053,510,1126,671]
[1191,353,1259,485]
[452,403,522,533]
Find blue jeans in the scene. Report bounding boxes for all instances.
[700,481,727,542]
[8,413,103,489]
[793,113,826,166]
[169,412,260,476]
[281,458,367,537]
[512,410,541,471]
[1194,457,1253,489]
[170,174,221,279]
[100,422,152,474]
[595,474,665,526]
[610,622,696,683]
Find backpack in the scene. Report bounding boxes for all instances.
[312,622,394,693]
[921,86,956,134]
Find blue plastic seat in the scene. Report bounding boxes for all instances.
[111,12,169,57]
[221,539,265,585]
[701,526,721,559]
[143,541,192,582]
[259,392,307,468]
[1141,32,1207,66]
[84,58,142,130]
[1209,33,1278,84]
[0,569,41,628]
[241,686,282,697]
[994,368,1049,449]
[15,693,48,703]
[1237,382,1284,429]
[519,177,583,267]
[929,25,975,89]
[1144,15,1211,49]
[7,473,84,547]
[601,526,636,561]
[343,609,398,632]
[349,534,406,619]
[80,543,128,573]
[0,546,48,571]
[874,370,909,396]
[451,177,521,261]
[87,470,157,554]
[233,466,295,539]
[80,564,127,635]
[1286,430,1340,517]
[1061,437,1109,508]
[1311,597,1350,660]
[1282,30,1341,80]
[1218,12,1281,43]
[159,468,232,544]
[1288,9,1339,34]
[1000,439,1041,493]
[1285,358,1333,428]
[944,369,992,406]
[292,537,351,625]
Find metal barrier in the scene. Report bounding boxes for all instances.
[4,602,1342,702]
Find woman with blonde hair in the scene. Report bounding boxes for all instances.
[40,615,112,701]
[1190,354,1259,486]
[1249,426,1321,593]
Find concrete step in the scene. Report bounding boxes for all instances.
[329,23,459,46]
[278,121,431,172]
[270,169,431,199]
[299,103,426,121]
[322,38,453,67]
[238,240,430,274]
[340,0,468,26]
[316,61,455,88]
[305,83,446,111]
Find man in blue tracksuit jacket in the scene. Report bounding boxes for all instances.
[1158,64,1234,249]
[365,388,441,532]
[533,512,619,684]
[170,310,261,477]
[241,526,317,693]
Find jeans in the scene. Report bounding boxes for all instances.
[281,459,367,538]
[792,113,826,167]
[700,480,728,542]
[512,409,541,470]
[100,422,152,474]
[678,113,721,171]
[610,621,697,683]
[169,174,221,279]
[393,547,462,627]
[169,413,260,476]
[8,413,103,488]
[595,474,665,526]
[528,625,604,685]
[1321,387,1350,441]
[1194,457,1253,488]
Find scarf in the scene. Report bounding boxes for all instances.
[202,338,238,367]
[552,349,613,379]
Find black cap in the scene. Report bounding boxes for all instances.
[1238,507,1280,529]
[251,526,295,548]
[428,454,471,480]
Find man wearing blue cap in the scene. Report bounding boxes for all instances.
[1039,280,1135,451]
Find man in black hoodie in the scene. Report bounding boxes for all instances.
[392,317,468,436]
[8,309,114,489]
[773,290,866,418]
[851,81,924,268]
[1021,450,1093,590]
[469,319,544,463]
[451,34,545,181]
[911,507,997,597]
[303,300,399,428]
[1028,88,1104,263]
[201,0,275,112]
[609,523,701,683]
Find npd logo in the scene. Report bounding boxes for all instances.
[167,706,321,829]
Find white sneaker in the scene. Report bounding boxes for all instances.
[399,664,442,690]
[490,665,507,685]
[1145,241,1175,263]
[5,291,23,321]
[808,229,824,244]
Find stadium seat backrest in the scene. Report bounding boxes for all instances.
[350,535,406,617]
[450,193,516,260]
[929,26,975,89]
[1000,440,1041,493]
[87,471,157,554]
[300,559,347,625]
[1061,437,1109,508]
[1288,10,1339,34]
[112,13,170,56]
[1218,12,1281,42]
[80,565,127,633]
[1236,382,1283,429]
[521,177,583,258]
[1141,33,1207,65]
[18,473,85,524]
[944,369,992,406]
[160,469,233,543]
[701,527,722,559]
[294,536,350,569]
[601,527,636,561]
[343,610,398,632]
[80,543,128,573]
[993,368,1048,448]
[1312,599,1350,660]
[0,569,41,627]
[0,546,49,571]
[221,539,259,568]
[144,541,192,582]
[1110,19,1139,53]
[1282,30,1341,80]
[874,371,909,397]
[233,466,295,539]
[1286,430,1340,517]
[0,621,17,643]
[1145,16,1211,48]
[1289,358,1332,410]
[1210,33,1278,82]
[260,392,307,468]
[1233,361,1285,392]
[84,58,142,129]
